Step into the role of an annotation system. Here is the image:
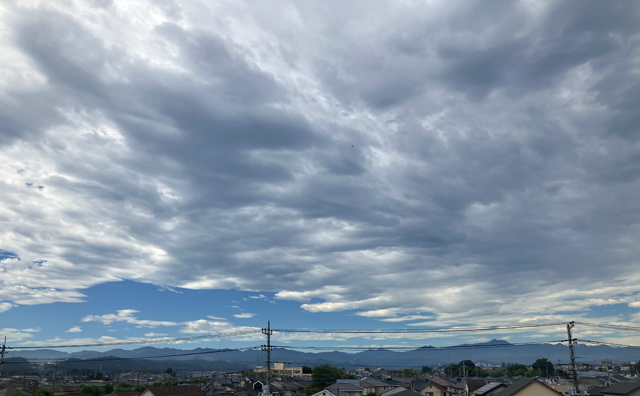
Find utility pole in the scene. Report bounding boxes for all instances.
[51,363,59,396]
[0,336,6,378]
[261,321,273,396]
[567,322,579,395]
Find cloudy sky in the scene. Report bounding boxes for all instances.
[1,0,640,354]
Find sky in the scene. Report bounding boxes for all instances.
[1,0,640,356]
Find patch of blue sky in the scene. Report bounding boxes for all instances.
[584,302,638,319]
[3,280,419,350]
[0,249,19,261]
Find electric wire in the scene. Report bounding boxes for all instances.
[271,340,568,351]
[7,330,261,350]
[3,323,567,350]
[575,322,640,332]
[273,322,567,334]
[1,346,262,364]
[1,339,568,365]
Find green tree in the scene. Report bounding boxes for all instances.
[421,365,432,374]
[304,365,355,395]
[102,383,114,394]
[9,391,25,396]
[447,360,477,377]
[302,365,313,374]
[490,368,505,378]
[81,384,103,396]
[531,358,554,377]
[401,368,419,378]
[506,363,527,377]
[117,382,134,392]
[35,389,53,396]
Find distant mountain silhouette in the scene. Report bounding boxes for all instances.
[6,340,637,369]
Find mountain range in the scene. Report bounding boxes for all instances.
[5,340,639,371]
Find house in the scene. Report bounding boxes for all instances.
[325,382,364,396]
[412,377,456,396]
[602,382,640,396]
[139,385,206,396]
[493,379,563,396]
[360,378,398,396]
[588,386,606,396]
[472,382,508,396]
[466,379,489,395]
[379,388,422,396]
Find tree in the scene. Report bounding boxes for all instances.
[81,385,103,396]
[490,368,506,378]
[447,360,477,377]
[531,358,554,377]
[117,382,134,392]
[103,383,114,394]
[401,368,419,378]
[35,389,53,396]
[9,391,25,396]
[506,363,527,377]
[302,365,313,374]
[304,365,355,395]
[165,367,176,378]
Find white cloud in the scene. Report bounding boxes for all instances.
[66,326,82,333]
[82,310,179,328]
[244,294,267,301]
[233,313,255,319]
[0,327,39,343]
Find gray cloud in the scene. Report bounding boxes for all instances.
[1,0,640,332]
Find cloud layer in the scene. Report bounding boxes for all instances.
[1,0,640,335]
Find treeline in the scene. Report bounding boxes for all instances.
[439,358,560,378]
[6,378,207,396]
[45,357,238,372]
[2,358,39,374]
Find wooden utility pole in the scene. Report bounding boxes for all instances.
[567,322,579,395]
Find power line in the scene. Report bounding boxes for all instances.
[274,322,567,334]
[7,330,261,350]
[1,346,261,365]
[575,322,640,332]
[579,339,640,349]
[2,339,568,365]
[271,340,568,351]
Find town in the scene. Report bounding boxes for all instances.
[2,358,640,396]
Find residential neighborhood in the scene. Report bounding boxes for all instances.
[3,359,640,396]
